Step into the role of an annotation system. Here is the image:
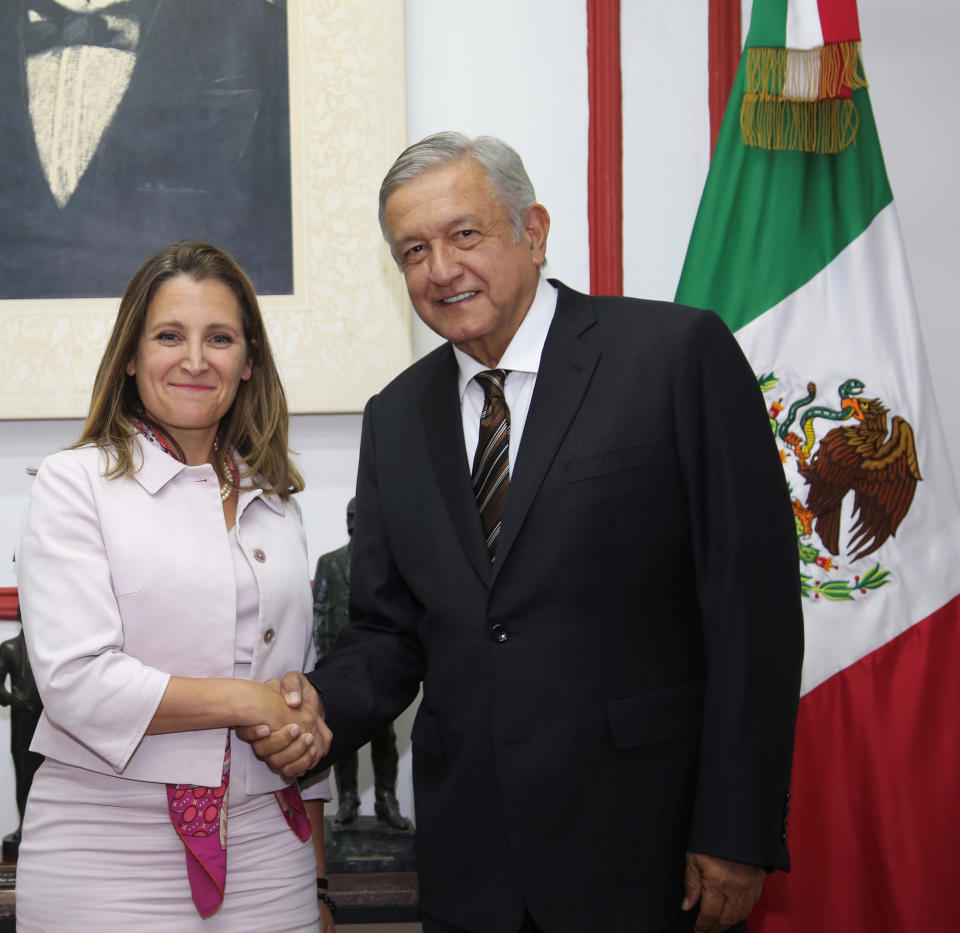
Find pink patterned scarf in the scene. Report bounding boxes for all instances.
[166,738,311,918]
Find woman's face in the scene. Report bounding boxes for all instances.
[125,275,251,458]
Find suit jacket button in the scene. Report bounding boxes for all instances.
[490,624,508,643]
[263,628,276,644]
[253,548,267,563]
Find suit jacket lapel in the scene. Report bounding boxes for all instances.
[421,347,493,584]
[493,283,599,576]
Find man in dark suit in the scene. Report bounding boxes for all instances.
[246,132,804,933]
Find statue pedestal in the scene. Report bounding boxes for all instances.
[327,871,419,924]
[325,817,419,921]
[0,861,16,931]
[1,830,20,862]
[324,815,416,873]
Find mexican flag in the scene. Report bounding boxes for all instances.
[676,1,960,929]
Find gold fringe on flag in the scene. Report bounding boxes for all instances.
[741,42,868,153]
[741,97,860,153]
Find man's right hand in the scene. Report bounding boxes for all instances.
[236,672,332,778]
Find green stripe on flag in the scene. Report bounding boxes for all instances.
[744,0,788,47]
[675,58,893,332]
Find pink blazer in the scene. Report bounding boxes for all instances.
[17,440,319,794]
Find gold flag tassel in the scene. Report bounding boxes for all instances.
[741,41,868,153]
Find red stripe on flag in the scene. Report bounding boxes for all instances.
[748,595,960,932]
[816,0,861,44]
[818,47,853,99]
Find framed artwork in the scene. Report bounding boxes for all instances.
[0,0,410,417]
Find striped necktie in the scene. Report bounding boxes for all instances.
[471,369,511,558]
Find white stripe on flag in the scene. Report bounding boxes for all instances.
[784,49,822,100]
[785,0,825,50]
[735,202,960,695]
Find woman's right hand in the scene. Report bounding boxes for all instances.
[237,674,332,777]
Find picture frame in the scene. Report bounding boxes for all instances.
[0,0,411,419]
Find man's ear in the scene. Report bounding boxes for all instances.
[523,204,550,267]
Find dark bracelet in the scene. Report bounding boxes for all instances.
[316,877,328,891]
[317,890,338,916]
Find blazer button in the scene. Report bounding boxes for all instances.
[253,548,267,563]
[263,628,276,644]
[490,624,508,643]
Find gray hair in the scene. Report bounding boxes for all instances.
[378,132,538,246]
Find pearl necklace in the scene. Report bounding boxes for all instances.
[214,438,240,501]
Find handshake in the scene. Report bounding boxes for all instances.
[237,672,332,778]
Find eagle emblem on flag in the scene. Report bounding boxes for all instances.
[761,373,922,601]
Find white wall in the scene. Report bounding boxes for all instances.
[0,0,955,840]
[859,3,960,469]
[404,0,590,357]
[622,2,711,302]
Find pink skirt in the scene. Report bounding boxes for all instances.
[16,757,320,932]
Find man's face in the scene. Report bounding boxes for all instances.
[383,158,549,368]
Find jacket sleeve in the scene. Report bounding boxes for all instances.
[309,395,426,765]
[16,453,170,773]
[674,309,804,871]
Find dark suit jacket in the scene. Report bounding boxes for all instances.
[310,281,804,932]
[0,0,291,298]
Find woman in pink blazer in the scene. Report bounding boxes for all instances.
[16,241,335,931]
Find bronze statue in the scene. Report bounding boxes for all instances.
[0,610,44,858]
[312,498,411,830]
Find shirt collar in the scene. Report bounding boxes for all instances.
[131,435,284,514]
[131,434,189,494]
[454,276,558,400]
[239,485,285,516]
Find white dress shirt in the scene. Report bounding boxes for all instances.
[454,276,558,475]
